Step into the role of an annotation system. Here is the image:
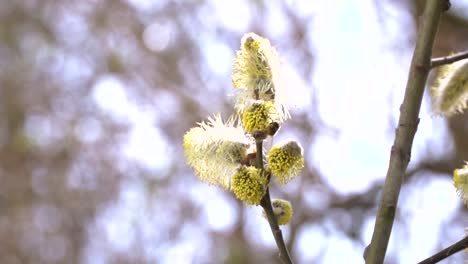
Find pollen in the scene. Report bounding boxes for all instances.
[242,101,276,134]
[231,166,267,205]
[267,141,304,184]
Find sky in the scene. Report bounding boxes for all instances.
[88,0,467,263]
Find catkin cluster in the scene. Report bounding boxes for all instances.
[183,33,304,222]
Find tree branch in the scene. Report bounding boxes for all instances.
[255,139,293,264]
[365,1,449,263]
[417,235,468,264]
[431,50,468,68]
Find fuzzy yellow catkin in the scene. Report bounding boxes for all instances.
[231,166,267,205]
[241,101,277,133]
[183,114,251,189]
[232,33,277,99]
[267,140,304,184]
[231,32,290,122]
[265,199,293,225]
[453,162,468,205]
[431,58,468,116]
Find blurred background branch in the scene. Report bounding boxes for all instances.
[366,1,447,262]
[431,50,468,68]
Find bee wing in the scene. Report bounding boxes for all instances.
[264,136,274,153]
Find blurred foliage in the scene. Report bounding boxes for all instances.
[0,0,467,263]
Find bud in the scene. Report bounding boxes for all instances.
[263,199,293,225]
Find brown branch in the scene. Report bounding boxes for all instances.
[417,235,468,264]
[365,1,449,263]
[431,50,468,68]
[254,139,293,264]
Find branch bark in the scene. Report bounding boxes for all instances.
[255,139,293,264]
[365,1,450,263]
[431,50,468,68]
[417,235,468,264]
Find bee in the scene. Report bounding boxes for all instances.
[266,121,280,137]
[240,152,257,167]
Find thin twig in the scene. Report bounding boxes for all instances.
[255,139,293,264]
[431,50,468,68]
[417,235,468,264]
[365,1,449,263]
[255,139,265,170]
